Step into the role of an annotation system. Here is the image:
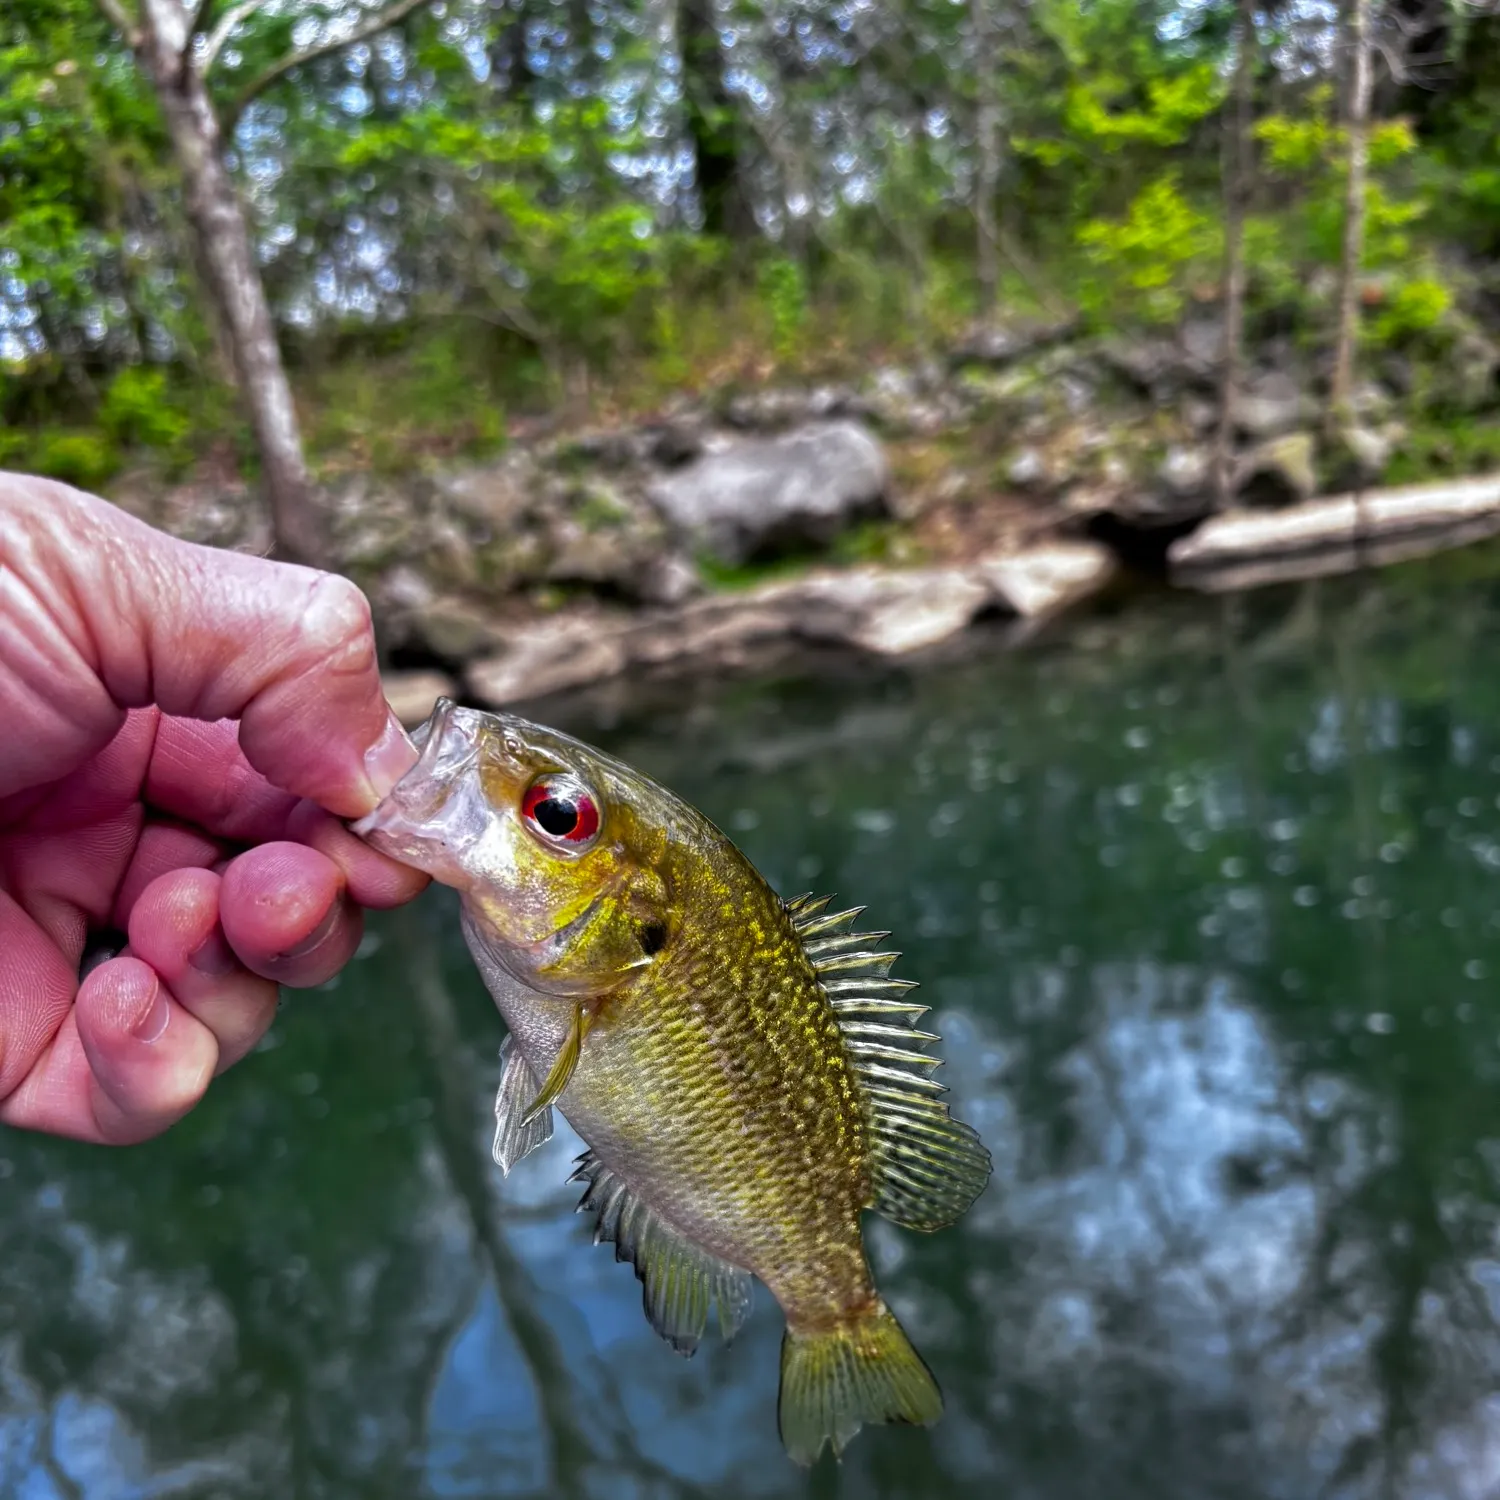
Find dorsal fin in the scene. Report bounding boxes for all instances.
[570,1150,754,1355]
[788,894,992,1233]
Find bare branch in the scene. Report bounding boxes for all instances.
[200,0,269,75]
[94,0,143,49]
[222,0,432,131]
[187,0,217,45]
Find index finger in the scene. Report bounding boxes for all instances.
[1,476,415,816]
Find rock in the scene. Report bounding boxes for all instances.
[1235,432,1318,507]
[1181,395,1218,434]
[382,670,457,728]
[636,552,703,607]
[952,316,1079,368]
[374,564,435,614]
[1005,447,1051,490]
[408,596,505,660]
[722,386,862,431]
[1232,371,1306,438]
[976,541,1117,619]
[648,420,890,565]
[1100,337,1184,393]
[430,457,533,530]
[1447,329,1500,413]
[1158,444,1212,499]
[1170,474,1500,591]
[1336,424,1396,481]
[468,614,630,705]
[645,419,707,467]
[792,569,994,656]
[1179,316,1225,371]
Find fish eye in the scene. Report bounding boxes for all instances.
[521,775,601,848]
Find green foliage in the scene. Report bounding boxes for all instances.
[756,258,810,360]
[1370,277,1453,346]
[99,366,190,452]
[1077,173,1218,323]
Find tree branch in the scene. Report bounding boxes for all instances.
[94,0,143,49]
[199,0,269,75]
[222,0,432,131]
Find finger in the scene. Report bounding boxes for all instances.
[125,867,280,1073]
[111,817,226,929]
[76,957,218,1144]
[0,890,76,1101]
[143,716,300,843]
[1,475,417,814]
[285,800,430,909]
[218,841,363,988]
[0,956,218,1145]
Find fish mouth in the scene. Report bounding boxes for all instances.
[351,696,472,841]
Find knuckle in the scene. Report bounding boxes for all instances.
[299,573,375,664]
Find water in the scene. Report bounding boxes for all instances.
[10,560,1500,1498]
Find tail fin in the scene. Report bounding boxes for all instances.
[777,1302,942,1466]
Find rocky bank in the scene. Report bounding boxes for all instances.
[112,312,1500,718]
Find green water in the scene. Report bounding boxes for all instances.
[10,562,1500,1498]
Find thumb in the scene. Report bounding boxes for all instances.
[0,474,415,816]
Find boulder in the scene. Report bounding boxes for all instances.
[467,614,630,705]
[1334,424,1398,482]
[406,595,506,660]
[951,316,1080,368]
[786,569,994,656]
[648,421,890,565]
[1235,432,1318,507]
[976,541,1117,619]
[1005,447,1052,491]
[1231,371,1306,438]
[1158,444,1212,501]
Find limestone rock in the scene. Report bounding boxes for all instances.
[977,541,1117,619]
[467,614,630,705]
[1231,371,1306,439]
[648,421,890,565]
[1235,432,1318,507]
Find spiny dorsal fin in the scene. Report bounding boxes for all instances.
[492,1035,555,1175]
[788,892,992,1234]
[570,1150,754,1355]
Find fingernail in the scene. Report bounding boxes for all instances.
[133,981,171,1044]
[363,712,418,804]
[189,927,236,977]
[278,903,339,963]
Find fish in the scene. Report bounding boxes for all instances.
[353,699,991,1464]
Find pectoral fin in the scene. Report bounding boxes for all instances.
[521,1004,592,1125]
[492,1035,554,1175]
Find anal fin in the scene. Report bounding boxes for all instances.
[570,1149,753,1355]
[493,1034,555,1174]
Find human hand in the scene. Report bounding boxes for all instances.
[0,473,429,1144]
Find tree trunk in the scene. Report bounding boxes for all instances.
[678,0,749,239]
[1214,0,1256,511]
[1330,0,1374,427]
[136,0,324,564]
[969,0,1001,317]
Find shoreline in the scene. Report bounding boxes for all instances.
[378,470,1500,723]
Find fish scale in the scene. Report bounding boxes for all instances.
[353,700,992,1465]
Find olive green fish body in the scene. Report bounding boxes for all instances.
[355,701,993,1464]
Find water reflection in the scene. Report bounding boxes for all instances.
[11,563,1500,1496]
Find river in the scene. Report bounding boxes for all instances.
[6,556,1500,1499]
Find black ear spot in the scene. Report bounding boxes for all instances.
[639,921,668,957]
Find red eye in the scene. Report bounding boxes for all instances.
[521,777,601,846]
